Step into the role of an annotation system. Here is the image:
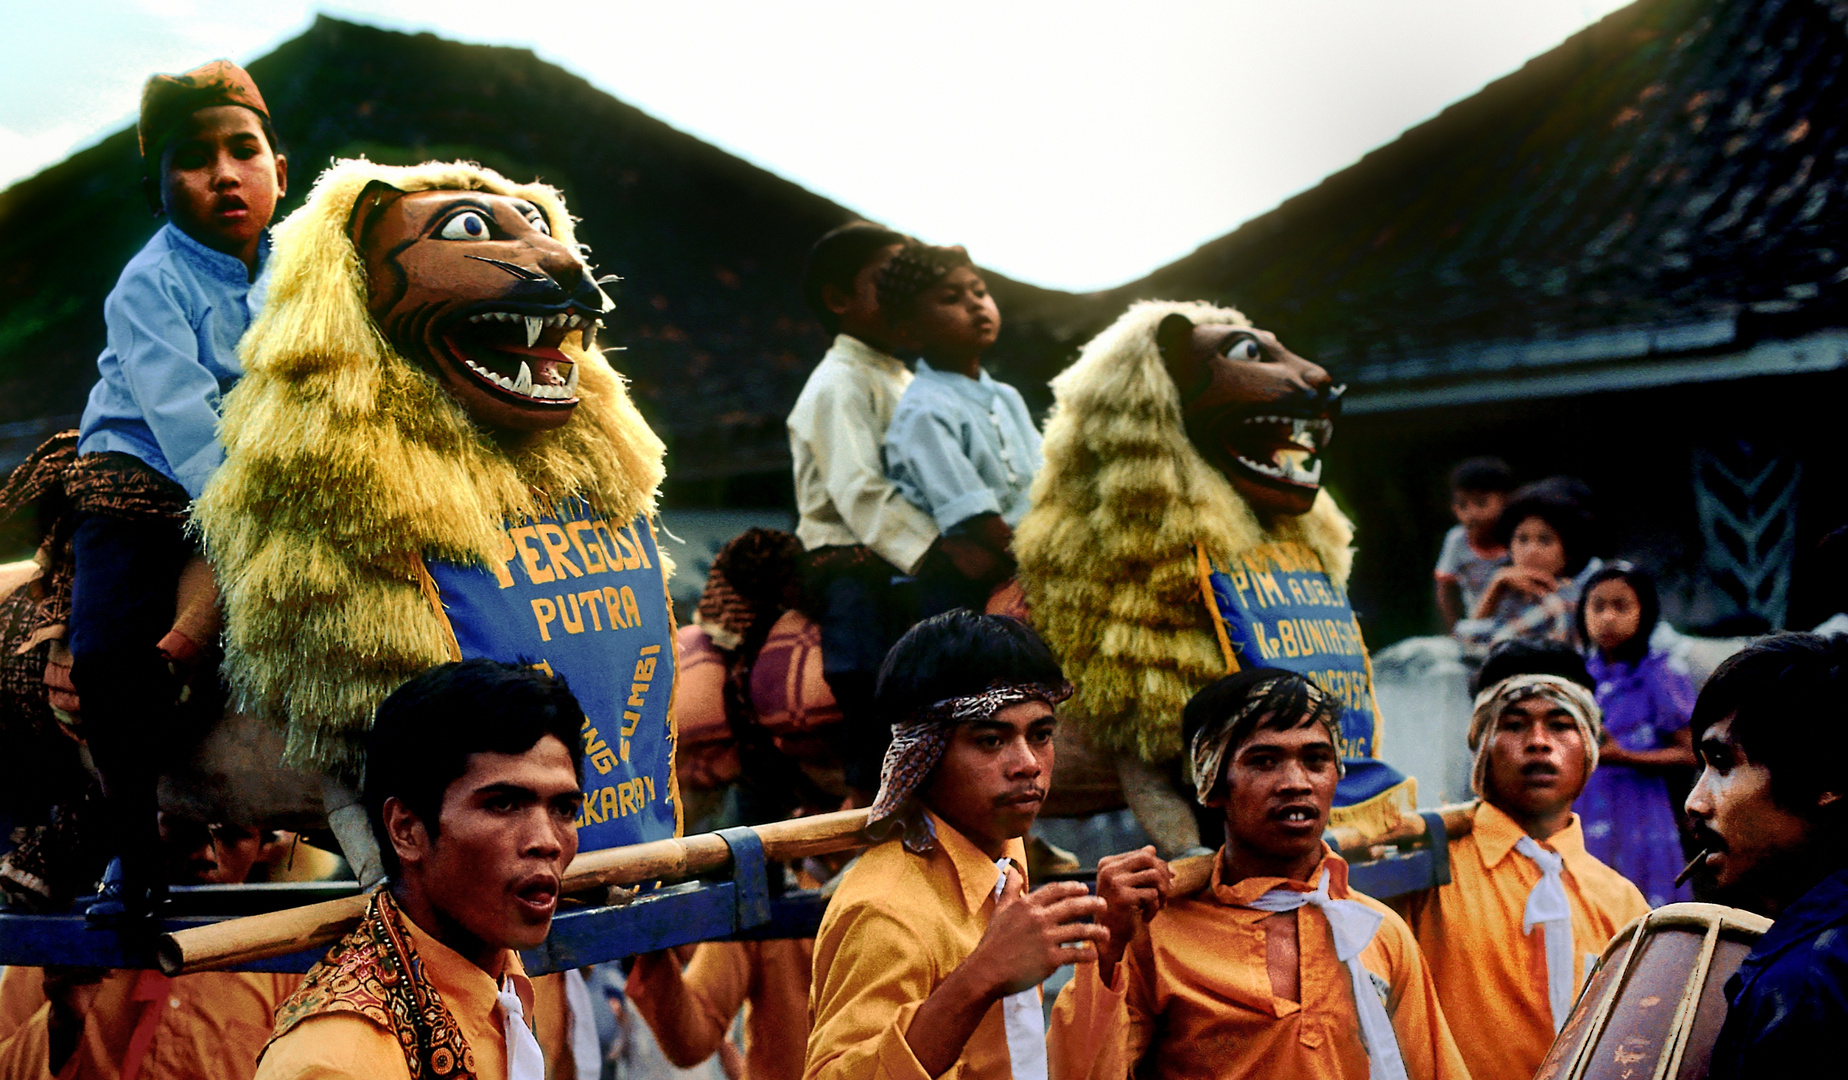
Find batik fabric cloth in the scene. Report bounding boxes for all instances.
[266,889,475,1078]
[866,680,1072,853]
[1466,674,1602,799]
[138,59,270,160]
[1578,646,1697,906]
[1188,672,1345,806]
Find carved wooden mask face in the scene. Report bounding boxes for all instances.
[1156,313,1344,518]
[349,184,610,432]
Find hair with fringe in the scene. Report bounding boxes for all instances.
[193,158,667,785]
[1013,300,1356,764]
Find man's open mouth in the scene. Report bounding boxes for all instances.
[440,306,600,404]
[1272,803,1320,825]
[1220,414,1333,489]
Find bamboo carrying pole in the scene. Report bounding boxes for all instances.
[158,808,875,975]
[159,799,1485,975]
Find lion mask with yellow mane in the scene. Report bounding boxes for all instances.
[194,159,679,876]
[1015,300,1410,853]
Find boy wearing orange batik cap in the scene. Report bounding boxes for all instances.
[70,58,287,919]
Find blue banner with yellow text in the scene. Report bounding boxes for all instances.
[425,502,677,852]
[1199,541,1382,762]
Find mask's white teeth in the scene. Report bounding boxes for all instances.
[524,316,543,347]
[565,362,580,395]
[514,361,534,396]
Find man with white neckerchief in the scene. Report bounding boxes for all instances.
[1397,647,1649,1080]
[804,611,1108,1080]
[1048,668,1468,1080]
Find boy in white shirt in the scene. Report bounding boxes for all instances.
[786,223,937,799]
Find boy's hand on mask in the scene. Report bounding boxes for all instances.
[971,868,1107,996]
[1094,846,1173,975]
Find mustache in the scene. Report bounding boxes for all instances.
[993,786,1046,807]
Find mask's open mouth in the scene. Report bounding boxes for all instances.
[1220,414,1333,489]
[439,306,600,405]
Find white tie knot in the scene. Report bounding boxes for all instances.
[499,978,546,1080]
[991,860,1047,1080]
[1246,871,1405,1080]
[1513,834,1576,1032]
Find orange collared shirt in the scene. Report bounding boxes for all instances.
[805,811,1029,1080]
[0,966,299,1080]
[1048,848,1469,1080]
[631,938,814,1080]
[1397,801,1649,1080]
[253,911,537,1080]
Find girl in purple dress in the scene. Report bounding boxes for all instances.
[1576,563,1699,906]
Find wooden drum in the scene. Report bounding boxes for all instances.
[1535,902,1770,1080]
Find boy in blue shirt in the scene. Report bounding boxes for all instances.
[879,243,1041,616]
[71,60,286,918]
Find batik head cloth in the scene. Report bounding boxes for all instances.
[867,679,1072,853]
[1189,672,1345,806]
[1467,673,1603,798]
[139,59,270,163]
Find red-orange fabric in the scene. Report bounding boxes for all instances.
[138,61,269,159]
[749,611,841,741]
[674,625,740,791]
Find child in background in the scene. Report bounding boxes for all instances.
[1435,457,1515,631]
[787,222,938,801]
[71,60,286,915]
[1455,482,1595,660]
[1576,562,1698,906]
[879,243,1039,616]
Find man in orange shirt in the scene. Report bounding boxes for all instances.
[1397,661,1648,1080]
[0,816,298,1080]
[804,611,1109,1080]
[1050,668,1469,1080]
[255,659,587,1080]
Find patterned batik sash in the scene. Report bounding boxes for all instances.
[265,890,477,1080]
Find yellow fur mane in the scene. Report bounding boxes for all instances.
[1014,300,1354,764]
[194,159,667,783]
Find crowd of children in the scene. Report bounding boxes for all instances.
[11,50,1847,1080]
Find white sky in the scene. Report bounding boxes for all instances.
[2,0,1633,291]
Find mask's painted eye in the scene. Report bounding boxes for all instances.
[1228,338,1261,361]
[439,211,491,240]
[526,211,551,236]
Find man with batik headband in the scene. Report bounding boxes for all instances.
[256,660,585,1080]
[1050,668,1467,1080]
[805,611,1108,1080]
[1397,669,1647,1080]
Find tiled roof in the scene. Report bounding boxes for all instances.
[1116,0,1848,402]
